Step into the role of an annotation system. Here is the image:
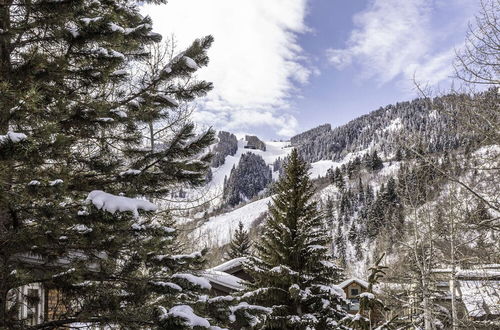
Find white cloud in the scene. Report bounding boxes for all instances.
[141,0,310,137]
[326,0,475,88]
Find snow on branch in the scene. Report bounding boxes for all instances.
[85,190,157,218]
[172,273,211,290]
[158,305,210,328]
[183,56,198,69]
[119,169,141,176]
[0,131,27,144]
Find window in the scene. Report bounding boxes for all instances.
[26,289,40,325]
[351,288,359,296]
[349,299,360,311]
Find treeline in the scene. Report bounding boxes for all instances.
[290,95,477,163]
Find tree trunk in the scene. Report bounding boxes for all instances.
[0,0,13,130]
[422,277,433,330]
[0,2,13,327]
[450,217,458,330]
[149,122,155,151]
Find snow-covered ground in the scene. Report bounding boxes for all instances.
[309,160,339,179]
[382,117,403,132]
[190,196,273,248]
[308,148,371,179]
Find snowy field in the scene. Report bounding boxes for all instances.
[190,196,273,248]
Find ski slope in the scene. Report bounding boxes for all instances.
[190,196,273,248]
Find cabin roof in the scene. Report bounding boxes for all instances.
[211,257,247,274]
[202,270,245,291]
[457,279,500,319]
[338,278,369,289]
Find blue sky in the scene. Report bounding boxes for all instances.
[142,0,479,139]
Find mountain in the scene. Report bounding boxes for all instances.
[177,93,497,280]
[290,96,470,164]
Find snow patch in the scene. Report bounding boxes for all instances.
[70,224,93,234]
[191,196,272,247]
[49,179,64,186]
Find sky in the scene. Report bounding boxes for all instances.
[141,0,480,139]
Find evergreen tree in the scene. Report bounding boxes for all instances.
[226,221,251,260]
[335,171,346,191]
[370,151,384,171]
[0,1,228,328]
[325,197,335,223]
[243,149,349,329]
[394,148,403,161]
[334,224,347,266]
[224,152,272,207]
[357,177,365,204]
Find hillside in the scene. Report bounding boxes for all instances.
[181,93,498,282]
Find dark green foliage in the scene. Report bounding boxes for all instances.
[363,178,403,238]
[243,149,349,329]
[363,151,383,172]
[211,131,238,168]
[396,159,443,206]
[223,152,272,207]
[0,0,224,328]
[226,221,252,260]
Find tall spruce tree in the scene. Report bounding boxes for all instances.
[226,221,251,260]
[243,149,349,329]
[0,0,233,328]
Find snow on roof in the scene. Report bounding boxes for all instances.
[458,280,500,318]
[432,265,500,279]
[202,270,245,291]
[211,257,247,273]
[432,268,452,273]
[338,278,369,289]
[456,269,500,279]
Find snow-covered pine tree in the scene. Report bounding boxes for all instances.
[0,0,224,328]
[223,152,272,207]
[225,221,251,260]
[243,149,349,329]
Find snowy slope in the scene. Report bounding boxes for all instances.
[190,196,273,248]
[309,148,371,179]
[164,139,291,213]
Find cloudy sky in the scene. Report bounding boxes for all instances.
[141,0,479,139]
